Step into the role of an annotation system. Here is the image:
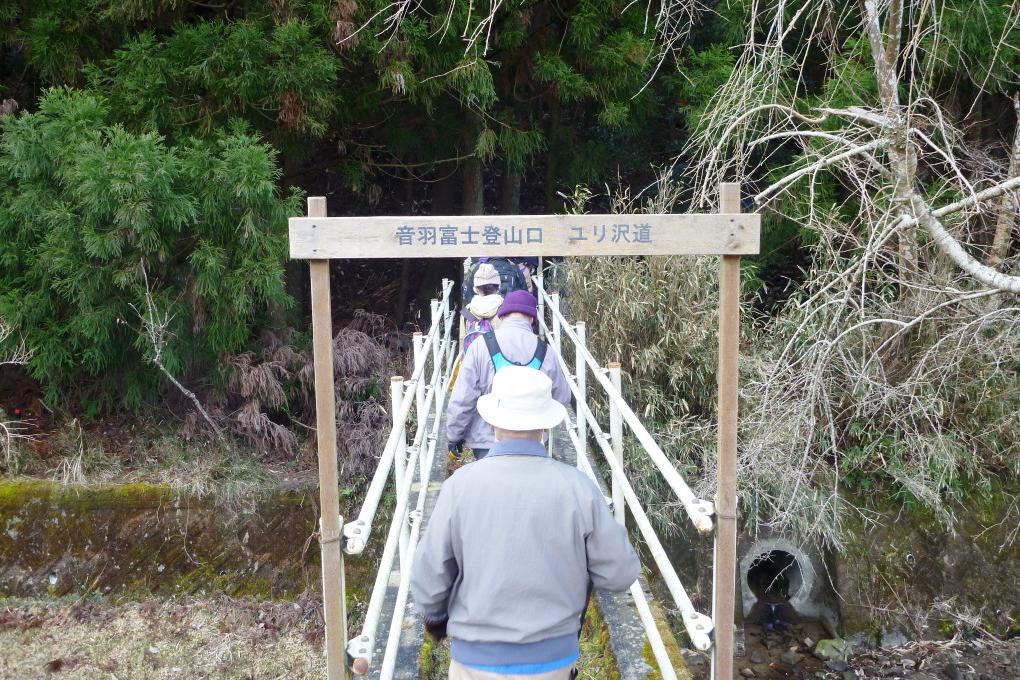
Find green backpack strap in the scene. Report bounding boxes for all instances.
[484,333,548,371]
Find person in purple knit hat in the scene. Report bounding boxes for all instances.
[446,290,570,462]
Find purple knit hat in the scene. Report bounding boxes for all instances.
[497,290,538,319]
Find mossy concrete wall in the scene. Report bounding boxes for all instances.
[0,479,370,600]
[837,488,1020,640]
[661,485,1019,643]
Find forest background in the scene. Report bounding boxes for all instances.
[0,0,1018,560]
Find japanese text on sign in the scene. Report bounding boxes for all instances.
[394,223,654,247]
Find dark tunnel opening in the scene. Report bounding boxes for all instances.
[747,550,802,603]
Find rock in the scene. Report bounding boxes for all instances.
[750,650,767,664]
[685,653,708,667]
[781,651,803,666]
[978,674,993,680]
[741,668,756,678]
[943,662,964,680]
[804,637,816,648]
[902,658,917,670]
[847,632,873,651]
[815,638,852,662]
[882,631,910,649]
[827,660,850,672]
[844,673,857,680]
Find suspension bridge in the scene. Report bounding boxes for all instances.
[289,185,760,679]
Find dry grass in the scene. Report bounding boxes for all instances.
[0,595,327,679]
[212,312,399,473]
[1,315,33,474]
[0,595,634,679]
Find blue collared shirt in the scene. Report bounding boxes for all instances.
[484,438,549,458]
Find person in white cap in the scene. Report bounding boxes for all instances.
[411,366,640,680]
[461,263,504,354]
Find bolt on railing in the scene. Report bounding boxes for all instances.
[535,282,715,655]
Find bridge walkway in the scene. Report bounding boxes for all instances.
[340,279,713,679]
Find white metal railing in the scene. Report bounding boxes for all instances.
[535,280,716,655]
[345,279,457,676]
[343,280,455,555]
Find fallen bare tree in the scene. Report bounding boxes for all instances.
[682,0,1020,544]
[566,1,1020,547]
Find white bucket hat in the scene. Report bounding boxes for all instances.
[473,263,501,289]
[477,366,566,431]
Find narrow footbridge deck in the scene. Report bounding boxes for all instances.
[339,280,717,679]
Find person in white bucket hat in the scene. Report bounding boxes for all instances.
[412,366,640,680]
[475,365,567,432]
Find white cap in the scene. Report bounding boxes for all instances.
[477,366,566,431]
[473,263,501,288]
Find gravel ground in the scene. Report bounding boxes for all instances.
[838,638,1020,680]
[683,634,1020,680]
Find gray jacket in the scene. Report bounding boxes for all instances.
[447,317,571,450]
[411,439,640,655]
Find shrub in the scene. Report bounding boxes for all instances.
[0,88,300,413]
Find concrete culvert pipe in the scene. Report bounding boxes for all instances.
[739,537,840,634]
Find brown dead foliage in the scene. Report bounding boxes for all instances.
[189,312,400,472]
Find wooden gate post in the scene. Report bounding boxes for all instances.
[308,196,348,680]
[712,183,741,680]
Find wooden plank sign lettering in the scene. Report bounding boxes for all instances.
[289,213,760,259]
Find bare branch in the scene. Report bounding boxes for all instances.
[132,263,228,444]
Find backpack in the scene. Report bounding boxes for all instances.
[462,257,529,307]
[462,317,494,354]
[483,332,548,371]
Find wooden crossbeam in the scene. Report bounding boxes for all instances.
[288,213,760,259]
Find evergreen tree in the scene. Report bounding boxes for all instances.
[0,88,299,412]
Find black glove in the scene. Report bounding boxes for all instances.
[448,440,464,458]
[423,615,449,642]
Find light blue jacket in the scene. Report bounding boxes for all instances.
[410,439,641,668]
[446,316,571,449]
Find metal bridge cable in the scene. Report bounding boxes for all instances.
[348,335,454,663]
[345,281,454,553]
[537,313,714,651]
[535,282,715,533]
[345,349,441,555]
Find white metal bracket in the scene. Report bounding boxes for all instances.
[682,610,715,652]
[343,519,368,555]
[346,634,373,674]
[690,498,716,534]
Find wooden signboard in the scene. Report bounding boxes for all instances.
[288,213,760,259]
